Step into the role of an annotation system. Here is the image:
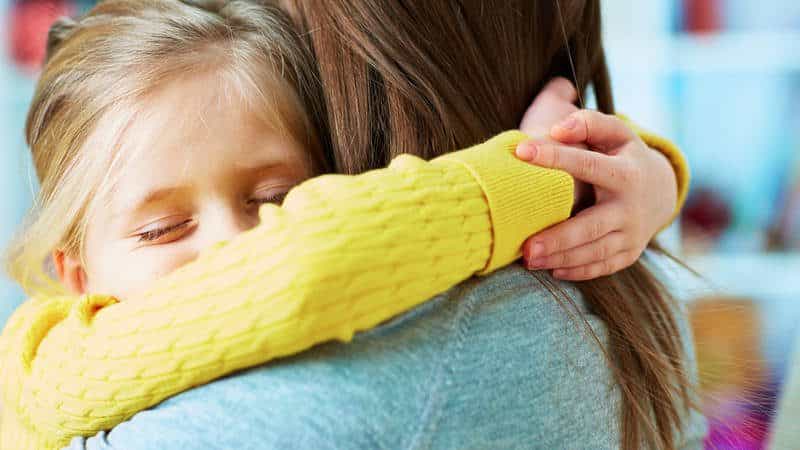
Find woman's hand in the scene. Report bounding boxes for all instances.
[516,110,678,281]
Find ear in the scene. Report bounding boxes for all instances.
[53,250,88,295]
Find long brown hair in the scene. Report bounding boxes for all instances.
[288,1,694,448]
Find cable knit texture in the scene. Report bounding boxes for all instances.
[0,128,687,450]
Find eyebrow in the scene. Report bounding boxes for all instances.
[233,159,285,173]
[136,187,185,207]
[112,186,188,221]
[111,160,290,220]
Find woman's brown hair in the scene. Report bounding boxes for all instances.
[288,0,694,448]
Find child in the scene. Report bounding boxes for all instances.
[0,1,688,449]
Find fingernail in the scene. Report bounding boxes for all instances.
[553,269,567,278]
[517,142,538,161]
[531,242,545,257]
[558,117,578,131]
[527,143,538,160]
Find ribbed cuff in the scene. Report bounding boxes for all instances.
[434,131,573,274]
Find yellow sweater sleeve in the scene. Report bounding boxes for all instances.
[0,131,573,450]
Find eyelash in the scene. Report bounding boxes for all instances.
[135,191,290,243]
[137,219,194,242]
[248,191,288,207]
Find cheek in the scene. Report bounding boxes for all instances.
[85,243,198,300]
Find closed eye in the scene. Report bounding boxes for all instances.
[136,219,195,244]
[247,191,289,208]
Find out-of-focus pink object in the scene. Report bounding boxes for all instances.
[8,0,74,72]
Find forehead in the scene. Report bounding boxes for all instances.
[124,74,275,167]
[91,72,306,203]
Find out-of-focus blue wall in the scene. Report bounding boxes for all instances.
[1,0,35,326]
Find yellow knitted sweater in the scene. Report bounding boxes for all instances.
[0,130,688,450]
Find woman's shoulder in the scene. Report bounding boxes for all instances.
[426,265,622,448]
[455,259,706,450]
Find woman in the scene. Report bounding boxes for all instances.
[288,1,706,448]
[66,1,705,449]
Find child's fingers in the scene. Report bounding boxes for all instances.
[551,250,639,281]
[522,204,622,261]
[550,110,635,151]
[540,77,579,102]
[524,231,626,270]
[516,140,632,189]
[520,78,579,136]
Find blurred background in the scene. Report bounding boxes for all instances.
[601,1,800,448]
[0,0,798,448]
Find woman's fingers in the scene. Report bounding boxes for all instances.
[521,204,623,262]
[550,110,635,151]
[516,140,634,189]
[551,250,639,281]
[524,231,627,270]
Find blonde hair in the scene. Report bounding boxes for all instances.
[5,0,326,295]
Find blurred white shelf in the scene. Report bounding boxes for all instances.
[686,252,800,299]
[606,30,800,75]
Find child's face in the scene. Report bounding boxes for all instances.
[55,74,312,299]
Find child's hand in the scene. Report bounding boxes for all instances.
[516,110,678,281]
[518,78,588,210]
[519,78,581,140]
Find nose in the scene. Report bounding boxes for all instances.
[198,203,259,250]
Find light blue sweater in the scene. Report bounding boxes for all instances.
[66,264,706,450]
